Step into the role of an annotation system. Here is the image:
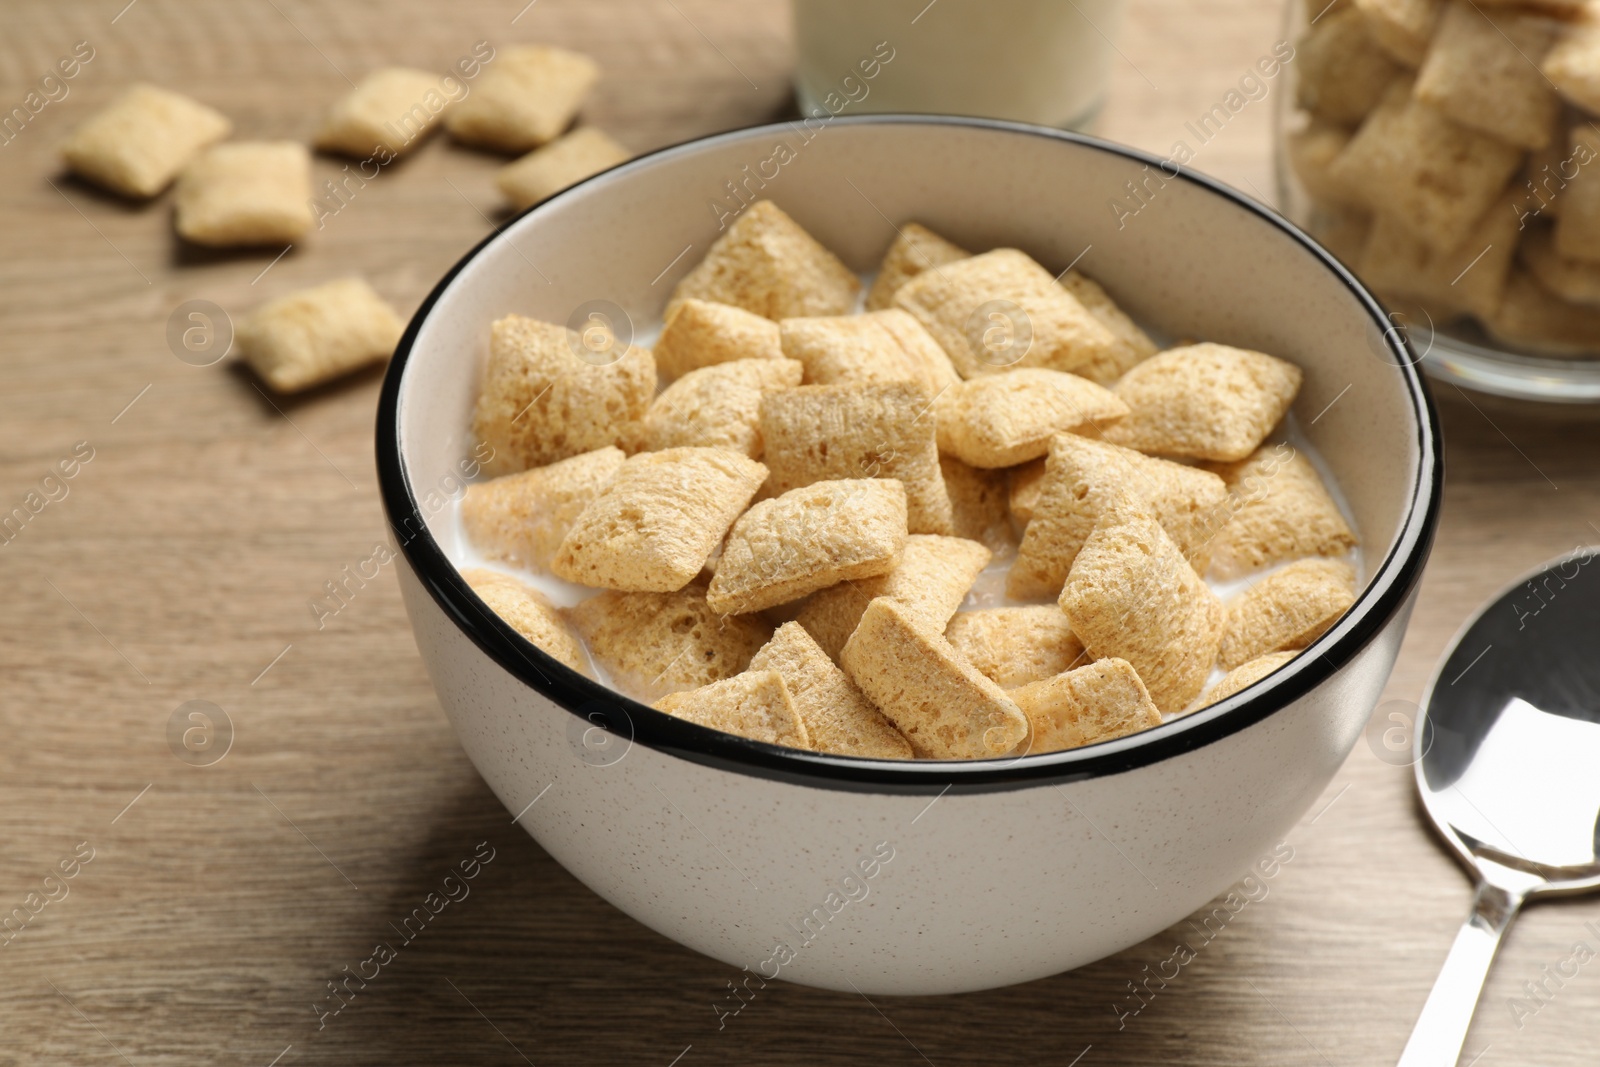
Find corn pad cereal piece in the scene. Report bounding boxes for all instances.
[568,584,772,700]
[840,597,1028,759]
[1206,445,1358,580]
[472,313,655,473]
[1484,268,1600,353]
[865,222,971,310]
[1354,0,1444,65]
[1358,190,1522,319]
[669,200,860,320]
[1556,127,1600,263]
[794,534,991,660]
[445,45,598,153]
[1009,433,1228,599]
[552,447,766,592]
[460,446,625,570]
[1057,270,1159,384]
[1416,3,1561,151]
[460,569,591,676]
[936,369,1129,468]
[1058,505,1223,712]
[1008,457,1049,525]
[1101,343,1302,462]
[1220,559,1357,669]
[945,605,1085,690]
[707,479,908,615]
[238,277,404,393]
[174,142,314,247]
[1328,80,1524,254]
[1010,658,1161,754]
[893,249,1133,379]
[748,622,913,758]
[1197,650,1298,709]
[1523,223,1600,305]
[655,670,809,748]
[1287,121,1364,208]
[497,127,631,210]
[780,309,960,394]
[759,381,954,535]
[1297,7,1405,124]
[1544,9,1600,113]
[62,84,230,198]
[315,67,453,158]
[641,357,803,457]
[653,298,785,381]
[940,455,1015,551]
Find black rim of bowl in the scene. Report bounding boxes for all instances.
[375,114,1443,795]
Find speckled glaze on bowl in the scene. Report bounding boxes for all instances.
[376,116,1441,995]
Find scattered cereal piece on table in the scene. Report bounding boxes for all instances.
[936,368,1129,468]
[445,44,599,153]
[552,447,767,592]
[669,200,860,320]
[653,298,785,382]
[1415,2,1561,151]
[174,141,314,247]
[1352,0,1443,67]
[1009,658,1162,754]
[460,568,592,677]
[945,605,1085,690]
[707,478,908,615]
[460,446,625,571]
[641,357,803,457]
[497,126,631,210]
[237,277,403,393]
[748,622,913,758]
[1296,7,1404,125]
[940,454,1015,551]
[865,221,970,311]
[315,67,454,159]
[472,313,655,473]
[1205,445,1358,580]
[61,83,230,198]
[1220,559,1358,669]
[840,597,1028,759]
[655,670,809,748]
[1196,650,1298,709]
[779,309,960,394]
[1056,270,1159,383]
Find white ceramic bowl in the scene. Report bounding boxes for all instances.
[376,116,1441,995]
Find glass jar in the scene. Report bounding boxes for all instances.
[1274,0,1600,402]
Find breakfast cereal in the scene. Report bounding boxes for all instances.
[945,605,1085,690]
[935,368,1128,468]
[640,357,803,456]
[568,584,771,700]
[460,446,625,571]
[1220,559,1358,669]
[669,200,860,320]
[655,670,809,748]
[62,84,230,198]
[497,126,631,210]
[174,141,314,246]
[865,221,970,310]
[461,569,592,677]
[237,277,404,393]
[653,298,786,381]
[1010,658,1162,754]
[747,623,913,758]
[446,45,599,153]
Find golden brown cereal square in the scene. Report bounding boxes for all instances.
[794,534,991,660]
[1416,3,1561,151]
[1484,267,1600,353]
[839,597,1028,759]
[460,568,592,677]
[174,141,314,247]
[893,249,1133,379]
[553,447,766,592]
[759,381,954,535]
[1102,343,1303,462]
[748,622,913,758]
[445,45,599,153]
[237,277,404,393]
[1009,433,1229,599]
[1297,7,1405,124]
[1354,0,1444,66]
[940,455,1016,551]
[653,298,785,381]
[935,368,1129,468]
[1357,189,1522,319]
[865,222,970,310]
[62,84,230,198]
[460,446,625,571]
[1287,121,1364,208]
[1523,224,1600,306]
[779,309,960,394]
[1058,506,1223,712]
[669,200,860,320]
[641,357,803,457]
[1544,12,1600,113]
[1010,658,1161,754]
[1008,457,1049,526]
[497,126,631,210]
[315,68,453,158]
[655,670,809,748]
[945,605,1085,690]
[1556,127,1600,263]
[568,584,772,700]
[1056,270,1158,383]
[472,313,655,473]
[707,478,908,615]
[1220,559,1357,668]
[1328,80,1524,254]
[1196,650,1298,709]
[1205,444,1358,580]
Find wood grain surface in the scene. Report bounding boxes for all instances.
[4,2,1600,1064]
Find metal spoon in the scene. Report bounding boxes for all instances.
[1397,547,1600,1067]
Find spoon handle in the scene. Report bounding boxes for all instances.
[1395,881,1525,1067]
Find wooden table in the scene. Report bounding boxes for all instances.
[4,2,1599,1064]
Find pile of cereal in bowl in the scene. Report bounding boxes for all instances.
[451,200,1360,760]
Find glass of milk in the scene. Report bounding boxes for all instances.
[791,0,1126,130]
